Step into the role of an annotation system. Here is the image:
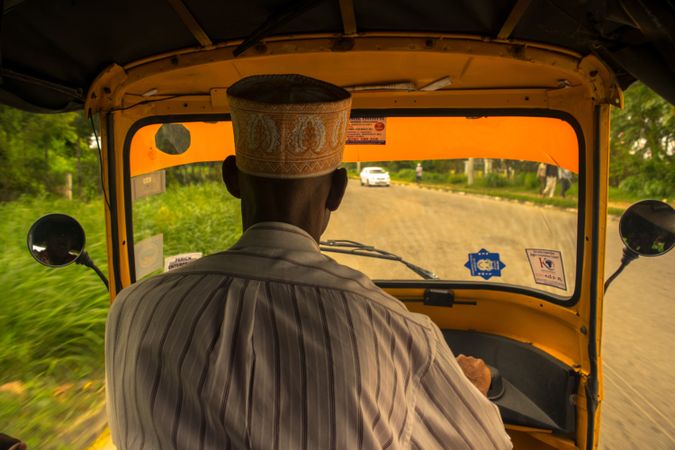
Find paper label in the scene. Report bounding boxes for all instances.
[131,170,166,201]
[346,118,386,144]
[526,248,567,290]
[164,252,203,272]
[134,234,164,279]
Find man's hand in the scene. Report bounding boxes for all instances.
[456,354,491,396]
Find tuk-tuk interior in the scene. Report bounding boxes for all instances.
[96,40,603,450]
[4,1,675,449]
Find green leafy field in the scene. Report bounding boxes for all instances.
[0,182,241,449]
[0,195,110,449]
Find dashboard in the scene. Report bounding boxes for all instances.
[443,330,578,436]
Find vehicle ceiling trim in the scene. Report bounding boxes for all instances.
[166,0,213,47]
[497,0,532,40]
[87,34,621,113]
[119,32,584,72]
[120,108,586,311]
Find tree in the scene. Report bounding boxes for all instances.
[0,107,98,201]
[610,83,674,198]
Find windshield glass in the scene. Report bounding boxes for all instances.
[129,114,580,300]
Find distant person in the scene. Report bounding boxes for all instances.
[536,162,547,194]
[558,167,572,198]
[541,164,558,198]
[416,162,423,183]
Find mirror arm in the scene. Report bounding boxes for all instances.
[604,247,639,293]
[76,250,109,289]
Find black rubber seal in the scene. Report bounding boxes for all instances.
[106,113,123,294]
[120,109,586,308]
[585,105,602,450]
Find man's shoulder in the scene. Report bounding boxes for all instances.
[117,250,433,332]
[109,243,436,336]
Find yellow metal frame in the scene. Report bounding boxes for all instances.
[89,33,618,449]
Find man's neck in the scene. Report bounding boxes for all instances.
[243,211,327,243]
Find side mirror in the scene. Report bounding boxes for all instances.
[27,214,85,267]
[27,214,109,289]
[605,200,674,292]
[619,200,674,257]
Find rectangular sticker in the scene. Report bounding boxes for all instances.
[164,252,203,272]
[346,118,386,145]
[131,170,166,201]
[135,234,164,280]
[525,249,567,290]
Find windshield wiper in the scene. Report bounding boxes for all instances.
[319,239,439,280]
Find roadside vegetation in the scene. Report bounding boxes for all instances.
[0,82,671,448]
[349,82,674,213]
[0,182,241,449]
[0,196,109,449]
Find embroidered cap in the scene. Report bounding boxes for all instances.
[227,74,352,178]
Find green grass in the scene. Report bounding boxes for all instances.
[133,182,242,259]
[0,195,110,449]
[380,171,661,215]
[0,182,242,448]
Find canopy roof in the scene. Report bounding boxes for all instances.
[2,0,674,112]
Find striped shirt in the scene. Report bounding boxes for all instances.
[105,222,512,449]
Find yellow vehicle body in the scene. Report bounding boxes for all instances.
[83,33,619,449]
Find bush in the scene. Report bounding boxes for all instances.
[512,172,540,190]
[393,168,416,182]
[447,173,467,184]
[423,172,451,184]
[482,172,508,188]
[619,174,673,198]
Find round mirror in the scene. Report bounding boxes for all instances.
[619,200,675,257]
[155,123,191,155]
[27,214,86,267]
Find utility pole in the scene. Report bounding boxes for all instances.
[465,158,474,185]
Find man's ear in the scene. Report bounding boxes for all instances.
[222,155,241,199]
[326,167,348,211]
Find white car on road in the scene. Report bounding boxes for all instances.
[360,167,390,187]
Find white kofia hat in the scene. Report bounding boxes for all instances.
[227,74,352,178]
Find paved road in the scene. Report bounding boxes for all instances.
[600,215,675,449]
[325,180,675,449]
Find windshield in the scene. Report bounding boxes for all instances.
[128,114,580,301]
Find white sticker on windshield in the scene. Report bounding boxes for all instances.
[135,234,164,279]
[526,249,567,290]
[164,252,203,272]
